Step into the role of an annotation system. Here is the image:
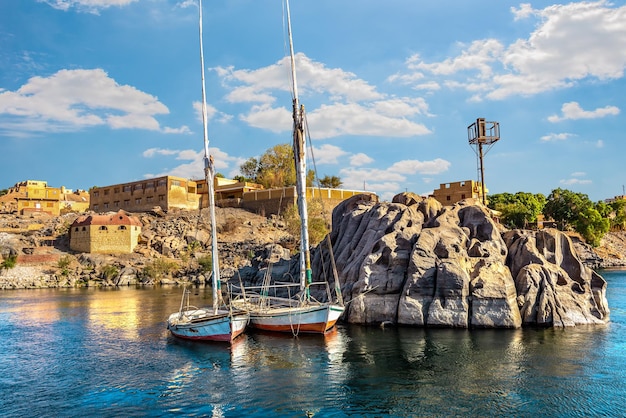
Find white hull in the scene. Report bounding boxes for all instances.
[246,302,344,334]
[167,308,248,342]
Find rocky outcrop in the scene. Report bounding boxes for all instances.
[304,193,609,328]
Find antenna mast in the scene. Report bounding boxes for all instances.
[467,118,500,206]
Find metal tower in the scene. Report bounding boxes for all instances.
[467,118,500,205]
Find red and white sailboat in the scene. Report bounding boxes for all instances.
[233,0,344,335]
[167,0,248,342]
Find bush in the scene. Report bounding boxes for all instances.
[1,253,17,272]
[143,258,179,281]
[197,255,213,273]
[100,265,119,281]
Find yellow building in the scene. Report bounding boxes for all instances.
[11,180,62,216]
[89,176,200,213]
[241,186,377,217]
[431,180,487,206]
[195,177,264,208]
[70,210,142,254]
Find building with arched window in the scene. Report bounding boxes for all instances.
[70,210,142,254]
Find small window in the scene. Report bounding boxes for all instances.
[99,226,108,231]
[103,203,109,209]
[93,204,99,211]
[171,180,181,187]
[134,184,143,191]
[118,225,127,230]
[74,227,79,232]
[159,195,165,201]
[114,188,120,193]
[146,196,154,203]
[461,194,466,199]
[123,186,131,192]
[124,200,130,206]
[93,191,100,197]
[135,198,141,204]
[82,227,86,231]
[104,190,109,196]
[446,196,451,201]
[445,184,451,189]
[158,179,167,187]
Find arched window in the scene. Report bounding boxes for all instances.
[99,226,108,231]
[118,225,127,230]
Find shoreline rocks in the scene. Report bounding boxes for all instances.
[0,198,618,328]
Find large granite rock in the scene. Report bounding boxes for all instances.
[308,193,609,328]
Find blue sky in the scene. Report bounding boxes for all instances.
[1,0,625,202]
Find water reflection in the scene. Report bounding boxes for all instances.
[1,281,625,417]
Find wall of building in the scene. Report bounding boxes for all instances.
[70,224,141,254]
[241,186,375,217]
[431,180,487,206]
[90,176,200,213]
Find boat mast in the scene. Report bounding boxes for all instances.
[198,0,220,314]
[285,0,311,299]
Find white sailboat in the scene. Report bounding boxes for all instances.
[232,0,344,334]
[167,0,248,342]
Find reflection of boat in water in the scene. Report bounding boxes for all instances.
[167,0,248,343]
[231,0,344,335]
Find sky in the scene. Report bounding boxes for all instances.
[1,0,625,203]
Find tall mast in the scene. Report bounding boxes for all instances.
[285,0,311,298]
[198,0,220,313]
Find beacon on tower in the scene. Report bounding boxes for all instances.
[467,118,500,205]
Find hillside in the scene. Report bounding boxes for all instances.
[0,206,624,290]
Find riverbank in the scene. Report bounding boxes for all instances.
[1,207,624,290]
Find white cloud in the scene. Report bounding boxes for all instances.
[388,158,450,175]
[394,1,626,100]
[144,146,238,180]
[560,171,592,186]
[560,178,592,186]
[38,0,138,13]
[548,101,620,122]
[0,69,182,136]
[540,132,574,142]
[216,53,431,139]
[350,153,374,166]
[311,144,349,165]
[339,157,450,196]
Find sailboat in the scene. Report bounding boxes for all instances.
[231,0,344,334]
[167,0,248,342]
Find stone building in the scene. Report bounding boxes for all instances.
[241,186,377,217]
[89,176,200,213]
[70,210,142,254]
[9,180,62,216]
[1,181,90,215]
[196,177,264,208]
[431,180,487,206]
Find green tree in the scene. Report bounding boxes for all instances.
[256,143,296,188]
[319,175,343,188]
[239,143,318,189]
[1,253,17,274]
[543,188,590,231]
[543,188,608,246]
[574,206,610,247]
[488,192,545,228]
[609,199,626,230]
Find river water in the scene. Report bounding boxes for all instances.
[1,270,625,417]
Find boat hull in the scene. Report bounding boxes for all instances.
[248,303,344,334]
[167,309,249,342]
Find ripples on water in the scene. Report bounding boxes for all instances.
[1,273,626,417]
